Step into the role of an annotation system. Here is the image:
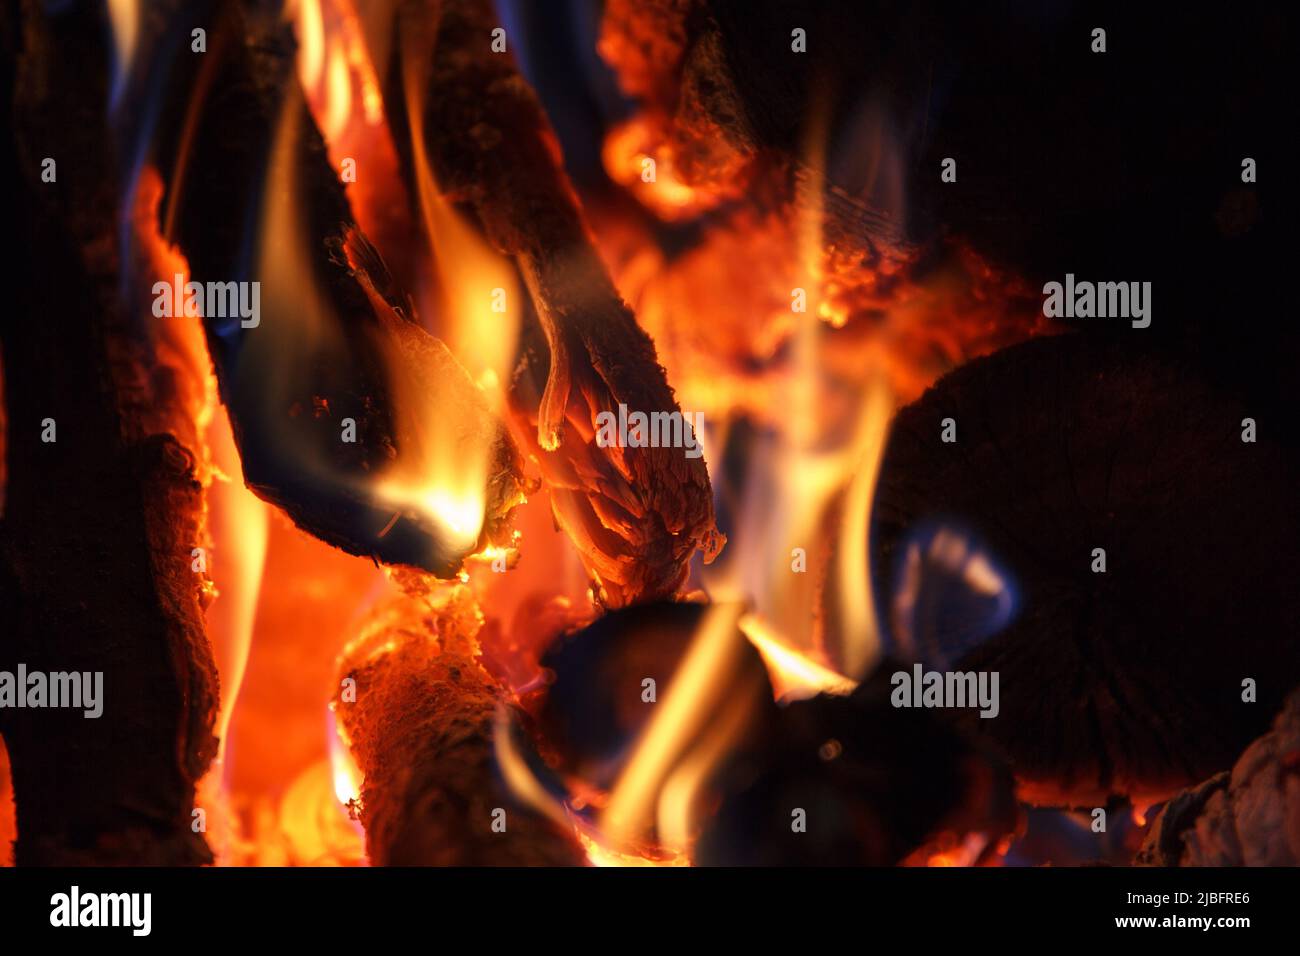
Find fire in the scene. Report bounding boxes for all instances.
[257,61,513,560]
[0,735,14,867]
[602,117,709,221]
[277,758,367,866]
[107,0,138,103]
[327,708,363,808]
[489,51,1040,863]
[599,603,756,854]
[739,614,856,700]
[84,0,1048,869]
[204,410,270,763]
[395,23,521,417]
[130,167,271,805]
[920,833,993,868]
[279,1,526,557]
[130,157,368,866]
[291,0,383,142]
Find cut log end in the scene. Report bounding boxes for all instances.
[333,587,586,866]
[871,334,1300,806]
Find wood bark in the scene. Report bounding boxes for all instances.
[333,586,585,865]
[0,0,218,864]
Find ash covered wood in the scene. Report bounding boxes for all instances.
[870,334,1300,807]
[0,0,217,864]
[150,0,527,577]
[333,585,585,865]
[384,0,723,607]
[1136,689,1300,866]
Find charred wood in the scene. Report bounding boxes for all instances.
[385,0,724,607]
[151,0,527,577]
[333,585,585,865]
[695,664,1019,866]
[0,0,217,864]
[870,334,1300,807]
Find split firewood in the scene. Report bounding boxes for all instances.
[332,583,585,865]
[151,0,527,577]
[0,0,218,864]
[870,334,1300,808]
[1136,689,1300,866]
[384,0,723,607]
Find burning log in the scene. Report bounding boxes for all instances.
[694,665,1019,866]
[385,0,724,607]
[332,583,585,865]
[0,0,218,864]
[535,601,776,792]
[521,602,1014,864]
[1136,689,1300,866]
[870,334,1300,807]
[152,0,528,577]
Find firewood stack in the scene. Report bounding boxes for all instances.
[2,0,1293,871]
[0,0,728,865]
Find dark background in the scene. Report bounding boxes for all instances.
[506,0,1299,450]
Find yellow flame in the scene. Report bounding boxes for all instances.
[324,26,525,555]
[323,34,353,143]
[327,708,363,807]
[400,33,520,412]
[493,606,763,865]
[206,409,269,761]
[107,0,138,81]
[706,103,892,681]
[739,613,857,700]
[833,377,891,677]
[655,689,754,850]
[278,760,367,865]
[294,0,326,93]
[261,53,507,559]
[600,604,750,853]
[579,831,689,868]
